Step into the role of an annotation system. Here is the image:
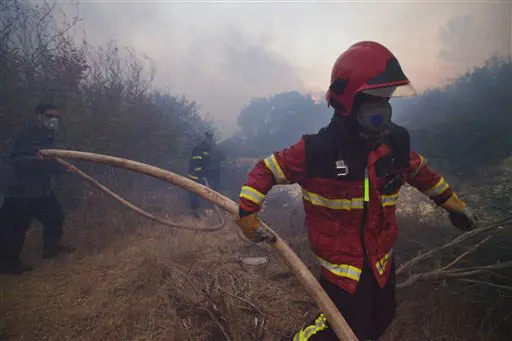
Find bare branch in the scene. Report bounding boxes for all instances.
[203,306,232,341]
[397,222,510,275]
[440,234,493,271]
[218,287,271,318]
[397,261,512,288]
[457,279,512,292]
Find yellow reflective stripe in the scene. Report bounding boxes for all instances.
[375,249,393,275]
[302,190,364,210]
[293,314,328,340]
[425,177,450,197]
[408,154,427,180]
[187,173,199,180]
[202,151,209,155]
[194,167,202,171]
[364,168,369,202]
[192,156,202,160]
[239,186,265,205]
[381,193,399,207]
[264,154,288,184]
[316,256,361,281]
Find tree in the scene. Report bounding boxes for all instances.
[224,91,332,157]
[0,0,215,200]
[393,56,511,177]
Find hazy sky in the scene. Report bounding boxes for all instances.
[63,0,511,137]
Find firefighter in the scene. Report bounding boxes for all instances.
[187,131,215,218]
[0,103,75,275]
[234,41,478,340]
[205,146,226,193]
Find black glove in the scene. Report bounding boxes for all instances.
[448,207,478,232]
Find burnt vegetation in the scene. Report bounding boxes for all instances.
[0,1,511,340]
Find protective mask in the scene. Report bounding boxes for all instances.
[356,100,392,137]
[43,117,59,131]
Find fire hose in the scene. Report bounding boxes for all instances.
[55,158,226,231]
[39,149,358,341]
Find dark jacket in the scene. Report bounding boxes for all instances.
[187,141,212,182]
[4,125,66,198]
[204,147,226,190]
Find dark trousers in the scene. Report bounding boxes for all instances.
[189,176,203,211]
[294,258,396,341]
[189,174,221,212]
[190,191,201,211]
[0,193,64,264]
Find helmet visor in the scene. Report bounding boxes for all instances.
[361,84,416,98]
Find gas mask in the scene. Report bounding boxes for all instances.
[43,117,59,131]
[355,100,392,139]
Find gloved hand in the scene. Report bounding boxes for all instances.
[235,210,276,243]
[441,194,478,232]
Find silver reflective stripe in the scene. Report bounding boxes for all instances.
[303,190,364,210]
[425,177,449,197]
[381,193,399,207]
[375,249,393,275]
[239,186,265,205]
[316,257,361,281]
[187,173,199,180]
[264,154,288,184]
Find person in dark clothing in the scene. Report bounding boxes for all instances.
[204,147,226,192]
[0,103,74,275]
[187,131,218,218]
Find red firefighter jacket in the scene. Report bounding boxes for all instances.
[238,123,454,294]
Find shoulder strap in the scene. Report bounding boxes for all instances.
[387,123,411,170]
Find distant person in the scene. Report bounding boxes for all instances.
[205,146,226,193]
[0,103,75,275]
[187,131,215,218]
[234,41,478,340]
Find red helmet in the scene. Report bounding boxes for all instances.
[325,41,416,115]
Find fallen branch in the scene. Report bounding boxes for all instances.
[203,306,232,341]
[218,287,271,318]
[397,222,509,276]
[181,319,193,341]
[440,235,494,271]
[56,158,225,231]
[40,149,358,341]
[457,278,512,292]
[397,261,512,288]
[397,218,511,288]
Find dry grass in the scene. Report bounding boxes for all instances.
[0,200,317,341]
[1,171,511,340]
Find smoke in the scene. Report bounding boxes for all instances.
[160,27,305,137]
[58,1,510,138]
[64,1,304,138]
